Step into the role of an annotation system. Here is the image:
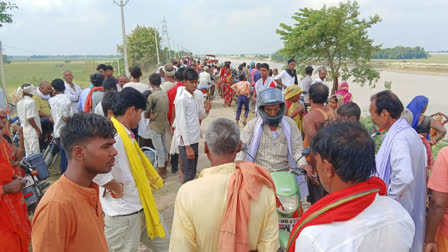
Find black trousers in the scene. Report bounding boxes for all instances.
[178,143,199,183]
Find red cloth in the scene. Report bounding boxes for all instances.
[167,82,185,124]
[0,141,31,252]
[219,161,282,252]
[419,134,434,171]
[223,84,234,105]
[83,86,104,112]
[287,177,386,252]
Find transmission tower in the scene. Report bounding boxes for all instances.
[161,16,172,59]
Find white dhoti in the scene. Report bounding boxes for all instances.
[170,128,179,155]
[24,132,40,156]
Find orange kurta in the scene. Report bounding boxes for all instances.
[31,175,108,252]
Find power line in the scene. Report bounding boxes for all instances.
[161,16,171,59]
[113,0,130,76]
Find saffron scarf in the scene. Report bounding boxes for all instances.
[83,86,104,112]
[218,161,281,252]
[287,177,387,252]
[335,82,353,104]
[375,118,410,188]
[110,117,165,239]
[0,141,31,252]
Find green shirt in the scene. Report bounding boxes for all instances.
[145,88,170,133]
[33,95,51,116]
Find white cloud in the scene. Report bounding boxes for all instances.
[21,0,64,11]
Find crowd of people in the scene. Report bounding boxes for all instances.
[0,57,448,252]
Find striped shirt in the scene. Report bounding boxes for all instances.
[236,116,306,172]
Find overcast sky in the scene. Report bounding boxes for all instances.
[1,0,447,56]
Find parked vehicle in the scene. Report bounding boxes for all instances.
[20,153,51,214]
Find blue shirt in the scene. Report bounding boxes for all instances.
[253,70,261,84]
[77,85,93,112]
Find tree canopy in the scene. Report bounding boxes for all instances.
[117,25,161,72]
[372,46,429,59]
[277,1,381,92]
[0,1,17,27]
[117,25,189,71]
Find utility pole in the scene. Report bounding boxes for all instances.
[161,16,171,59]
[113,0,130,76]
[154,28,160,66]
[0,40,8,108]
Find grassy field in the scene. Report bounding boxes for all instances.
[372,53,448,73]
[0,58,122,96]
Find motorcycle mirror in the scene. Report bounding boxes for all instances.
[302,147,311,157]
[241,143,248,152]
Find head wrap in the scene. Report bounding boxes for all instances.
[164,65,176,77]
[284,85,302,100]
[330,94,344,110]
[16,84,35,98]
[406,95,429,130]
[335,82,353,104]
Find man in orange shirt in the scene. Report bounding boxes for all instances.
[31,113,118,252]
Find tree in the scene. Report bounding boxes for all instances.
[372,46,429,59]
[117,25,161,72]
[277,1,381,93]
[2,54,10,64]
[0,1,17,27]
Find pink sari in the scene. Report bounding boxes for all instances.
[335,82,353,104]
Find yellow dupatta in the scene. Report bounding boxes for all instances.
[111,117,165,239]
[287,102,303,133]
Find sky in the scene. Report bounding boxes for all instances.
[1,0,447,56]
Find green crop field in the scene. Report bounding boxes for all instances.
[0,58,121,96]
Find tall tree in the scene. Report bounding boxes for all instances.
[0,1,17,27]
[117,25,161,72]
[277,1,381,93]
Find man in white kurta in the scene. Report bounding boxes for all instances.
[16,84,42,155]
[370,90,426,252]
[63,70,82,115]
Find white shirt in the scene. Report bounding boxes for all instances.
[123,82,151,94]
[49,93,72,138]
[274,70,297,88]
[17,96,42,136]
[312,79,328,87]
[199,71,212,84]
[138,112,152,139]
[301,75,313,103]
[174,87,207,146]
[64,82,82,114]
[295,194,415,252]
[94,102,104,116]
[93,122,143,216]
[387,126,426,252]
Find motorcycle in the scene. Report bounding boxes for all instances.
[20,153,51,214]
[272,148,311,250]
[241,144,311,250]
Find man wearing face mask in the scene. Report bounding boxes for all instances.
[236,88,307,172]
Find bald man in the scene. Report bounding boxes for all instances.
[63,70,82,114]
[34,81,53,138]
